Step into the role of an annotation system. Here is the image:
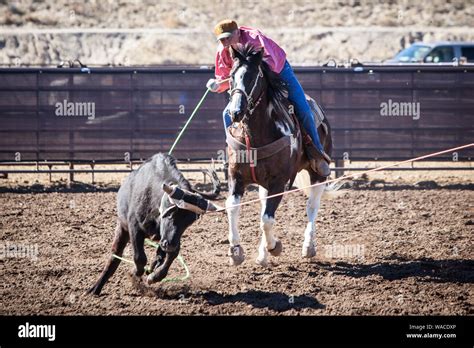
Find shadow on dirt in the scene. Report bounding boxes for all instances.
[0,182,120,194]
[314,257,473,284]
[2,177,472,194]
[0,181,222,195]
[337,178,474,191]
[201,290,325,312]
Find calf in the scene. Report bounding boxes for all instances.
[87,153,221,296]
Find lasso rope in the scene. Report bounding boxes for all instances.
[112,238,190,283]
[168,78,230,155]
[211,143,474,213]
[113,83,221,283]
[168,88,210,156]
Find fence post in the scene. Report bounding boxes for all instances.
[335,159,345,178]
[91,161,95,184]
[48,164,52,182]
[69,162,74,183]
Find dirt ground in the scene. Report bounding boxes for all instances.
[0,167,473,315]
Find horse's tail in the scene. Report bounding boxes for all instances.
[326,180,346,192]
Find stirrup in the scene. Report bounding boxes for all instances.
[305,142,331,163]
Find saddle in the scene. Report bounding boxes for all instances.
[288,94,328,151]
[305,94,329,135]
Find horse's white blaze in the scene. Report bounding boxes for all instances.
[229,65,248,115]
[229,93,242,115]
[303,184,325,250]
[226,195,241,247]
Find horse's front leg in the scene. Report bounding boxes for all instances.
[256,183,284,267]
[226,175,245,266]
[302,181,325,258]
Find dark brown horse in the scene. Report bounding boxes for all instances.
[224,44,332,267]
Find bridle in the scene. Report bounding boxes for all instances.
[229,65,265,117]
[228,63,265,183]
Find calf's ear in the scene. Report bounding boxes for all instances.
[162,183,173,194]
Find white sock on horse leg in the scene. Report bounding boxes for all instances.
[259,185,268,217]
[258,186,277,250]
[226,195,241,247]
[261,214,276,250]
[304,184,325,247]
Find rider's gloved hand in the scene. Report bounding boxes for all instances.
[206,78,220,92]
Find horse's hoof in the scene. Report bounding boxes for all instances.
[131,267,145,277]
[145,274,154,285]
[255,257,269,268]
[302,244,316,258]
[228,245,245,266]
[268,240,283,256]
[84,287,99,297]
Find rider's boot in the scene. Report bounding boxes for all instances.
[303,134,331,177]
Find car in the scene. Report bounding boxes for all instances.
[386,41,474,63]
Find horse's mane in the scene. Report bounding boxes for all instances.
[231,44,294,129]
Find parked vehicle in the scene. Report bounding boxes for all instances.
[386,41,474,63]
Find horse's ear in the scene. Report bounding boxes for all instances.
[249,48,264,65]
[229,45,244,62]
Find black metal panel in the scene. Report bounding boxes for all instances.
[0,65,472,162]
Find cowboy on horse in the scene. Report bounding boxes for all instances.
[206,19,331,177]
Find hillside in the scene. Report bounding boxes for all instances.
[1,0,473,66]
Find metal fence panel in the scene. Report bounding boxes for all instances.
[0,65,472,162]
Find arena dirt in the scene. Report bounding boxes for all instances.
[1,178,472,315]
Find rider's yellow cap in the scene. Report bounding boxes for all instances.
[214,19,238,40]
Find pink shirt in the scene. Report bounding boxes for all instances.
[214,26,287,92]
